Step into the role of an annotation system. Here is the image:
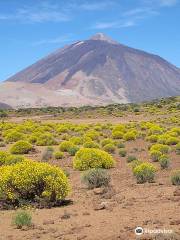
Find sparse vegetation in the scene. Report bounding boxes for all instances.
[81,168,110,189]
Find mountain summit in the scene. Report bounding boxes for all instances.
[0,33,180,108]
[90,33,118,44]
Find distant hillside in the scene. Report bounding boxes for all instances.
[0,102,12,109]
[0,33,180,108]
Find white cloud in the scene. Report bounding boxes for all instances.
[91,20,136,30]
[33,35,72,46]
[0,2,71,23]
[143,0,178,7]
[159,0,178,6]
[79,1,115,11]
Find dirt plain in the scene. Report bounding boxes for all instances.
[0,114,180,240]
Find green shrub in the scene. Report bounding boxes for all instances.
[112,131,124,139]
[175,143,180,155]
[10,141,33,154]
[101,138,114,147]
[119,149,127,157]
[69,136,83,145]
[103,143,116,153]
[150,150,162,162]
[116,142,125,148]
[42,147,54,161]
[133,163,156,183]
[5,131,25,143]
[166,137,179,145]
[150,144,170,154]
[129,159,143,170]
[123,131,137,141]
[85,130,100,140]
[59,141,75,152]
[54,151,64,159]
[127,155,137,163]
[0,142,6,147]
[12,210,32,229]
[0,159,70,204]
[83,141,99,148]
[67,146,79,156]
[36,133,57,146]
[171,170,180,185]
[159,155,170,169]
[73,148,115,170]
[146,135,158,143]
[81,168,110,189]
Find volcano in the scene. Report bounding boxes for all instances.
[0,33,179,108]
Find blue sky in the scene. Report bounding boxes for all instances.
[0,0,179,81]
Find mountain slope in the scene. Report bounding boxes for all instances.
[0,33,180,108]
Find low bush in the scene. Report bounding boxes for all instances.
[101,138,114,147]
[112,131,124,139]
[81,168,110,189]
[0,151,24,166]
[119,149,127,157]
[10,141,33,154]
[0,159,70,205]
[150,150,162,162]
[67,146,79,156]
[5,131,25,143]
[171,170,180,185]
[12,210,32,229]
[54,151,64,159]
[83,141,99,148]
[103,143,116,153]
[42,147,54,161]
[116,142,125,148]
[127,155,137,163]
[73,148,115,170]
[166,137,179,145]
[129,159,143,170]
[145,135,158,143]
[36,133,57,146]
[123,131,137,141]
[159,155,170,169]
[133,162,156,183]
[150,144,170,154]
[59,141,75,152]
[175,143,180,155]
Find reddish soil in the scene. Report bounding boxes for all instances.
[0,139,180,240]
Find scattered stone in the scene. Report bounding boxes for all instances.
[93,188,105,195]
[77,235,87,240]
[82,212,90,216]
[43,220,55,225]
[170,220,180,225]
[94,201,108,210]
[173,187,180,196]
[61,210,71,220]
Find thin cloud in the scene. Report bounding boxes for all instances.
[143,0,178,7]
[91,20,136,30]
[79,1,115,11]
[159,0,178,6]
[0,3,71,23]
[33,35,72,46]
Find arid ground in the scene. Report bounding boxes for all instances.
[0,100,180,240]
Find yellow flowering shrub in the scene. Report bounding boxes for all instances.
[73,148,115,170]
[0,151,25,166]
[59,141,75,152]
[150,144,170,154]
[0,159,70,204]
[36,133,57,146]
[10,141,33,154]
[133,162,157,183]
